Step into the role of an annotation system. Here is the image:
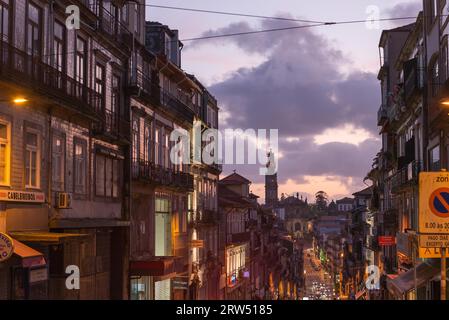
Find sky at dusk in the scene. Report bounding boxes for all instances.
[146,0,422,202]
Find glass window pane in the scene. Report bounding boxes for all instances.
[0,123,6,139]
[96,155,105,196]
[105,158,112,197]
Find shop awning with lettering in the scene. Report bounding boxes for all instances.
[386,260,440,297]
[355,289,366,300]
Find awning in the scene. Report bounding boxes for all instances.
[13,239,46,268]
[355,289,366,300]
[387,260,440,297]
[130,258,176,277]
[9,231,90,245]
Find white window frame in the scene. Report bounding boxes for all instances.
[0,120,11,186]
[25,128,41,189]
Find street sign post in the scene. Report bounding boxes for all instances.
[419,172,449,234]
[419,172,449,300]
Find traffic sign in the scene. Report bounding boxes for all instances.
[419,247,443,259]
[419,172,449,234]
[419,234,449,248]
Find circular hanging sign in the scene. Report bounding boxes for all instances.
[429,188,449,218]
[0,232,14,262]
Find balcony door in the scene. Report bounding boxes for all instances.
[0,0,10,64]
[26,3,42,77]
[155,196,172,257]
[53,21,66,90]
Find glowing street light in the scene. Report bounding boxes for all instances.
[12,97,28,104]
[0,97,29,104]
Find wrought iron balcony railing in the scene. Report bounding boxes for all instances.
[98,5,133,46]
[132,159,194,191]
[160,89,196,123]
[0,40,103,120]
[389,160,421,193]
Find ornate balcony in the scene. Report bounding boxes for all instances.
[189,209,219,227]
[132,160,194,191]
[93,109,130,142]
[98,5,133,47]
[0,40,103,121]
[127,68,159,103]
[160,89,196,123]
[389,160,421,193]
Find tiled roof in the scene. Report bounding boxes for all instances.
[219,172,251,185]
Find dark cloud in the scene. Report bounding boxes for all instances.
[206,19,378,137]
[205,17,382,196]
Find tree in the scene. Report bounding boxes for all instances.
[315,191,328,212]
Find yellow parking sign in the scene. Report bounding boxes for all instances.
[419,172,449,234]
[419,247,443,259]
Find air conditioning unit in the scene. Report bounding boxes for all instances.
[56,193,72,209]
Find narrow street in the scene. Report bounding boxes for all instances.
[302,241,335,300]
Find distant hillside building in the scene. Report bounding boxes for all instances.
[336,197,355,212]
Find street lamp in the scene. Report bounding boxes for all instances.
[12,98,28,104]
[0,97,29,104]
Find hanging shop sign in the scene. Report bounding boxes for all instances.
[0,190,45,203]
[418,172,449,234]
[189,240,204,248]
[378,236,396,246]
[172,277,189,290]
[0,232,14,262]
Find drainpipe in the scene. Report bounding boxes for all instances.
[422,9,429,171]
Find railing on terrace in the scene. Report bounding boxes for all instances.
[132,159,194,190]
[389,160,421,192]
[0,39,103,118]
[129,69,154,95]
[160,89,196,121]
[99,5,132,46]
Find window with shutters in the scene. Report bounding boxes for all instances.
[95,153,120,198]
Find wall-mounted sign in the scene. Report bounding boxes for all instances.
[419,234,449,248]
[29,267,48,283]
[0,190,45,203]
[419,172,449,234]
[172,277,189,290]
[189,240,204,248]
[419,247,443,259]
[378,236,396,246]
[0,232,14,262]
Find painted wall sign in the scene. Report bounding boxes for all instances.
[419,172,449,234]
[0,190,45,203]
[0,232,14,262]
